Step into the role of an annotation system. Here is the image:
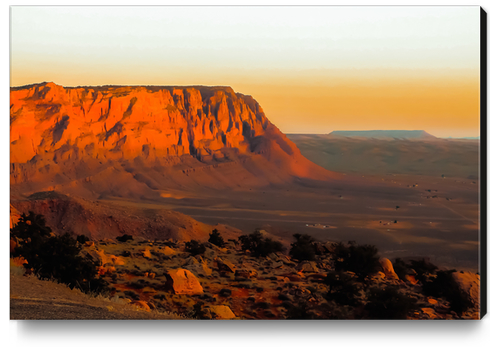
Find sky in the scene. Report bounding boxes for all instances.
[10,6,481,137]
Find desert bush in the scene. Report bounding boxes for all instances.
[185,240,206,256]
[409,259,438,282]
[116,234,134,243]
[421,269,473,315]
[11,212,108,294]
[392,258,411,280]
[323,271,361,306]
[238,230,284,257]
[289,233,316,262]
[318,302,352,319]
[191,302,211,319]
[365,285,417,319]
[76,234,90,244]
[333,241,380,281]
[208,229,225,248]
[285,300,315,319]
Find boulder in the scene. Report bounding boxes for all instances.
[421,307,438,319]
[85,249,110,265]
[427,298,438,305]
[165,269,204,295]
[370,271,386,281]
[160,246,176,256]
[235,269,258,279]
[296,261,319,273]
[207,305,236,319]
[405,274,418,285]
[379,258,399,280]
[183,256,199,266]
[324,241,337,253]
[110,255,125,266]
[452,271,480,308]
[203,248,217,261]
[98,265,116,276]
[216,258,236,273]
[184,259,213,277]
[142,248,152,259]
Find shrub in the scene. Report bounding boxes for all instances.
[333,241,380,281]
[421,269,473,315]
[191,302,211,319]
[410,259,438,282]
[392,258,411,280]
[317,302,352,319]
[76,234,90,244]
[285,300,315,319]
[238,230,284,257]
[289,233,316,262]
[185,240,206,256]
[116,234,134,243]
[11,212,108,294]
[365,285,417,319]
[323,271,361,306]
[208,229,225,248]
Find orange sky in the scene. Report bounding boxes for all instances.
[10,6,481,138]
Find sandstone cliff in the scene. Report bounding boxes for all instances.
[10,82,337,198]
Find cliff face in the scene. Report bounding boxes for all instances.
[10,82,336,198]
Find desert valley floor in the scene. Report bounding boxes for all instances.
[99,171,479,273]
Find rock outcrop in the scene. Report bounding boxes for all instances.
[165,268,204,295]
[452,271,480,308]
[379,258,399,280]
[207,305,236,319]
[10,82,337,198]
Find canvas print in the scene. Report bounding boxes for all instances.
[9,6,484,320]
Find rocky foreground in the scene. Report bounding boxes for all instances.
[61,234,480,320]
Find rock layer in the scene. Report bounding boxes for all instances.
[11,82,337,197]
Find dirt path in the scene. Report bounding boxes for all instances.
[10,273,184,320]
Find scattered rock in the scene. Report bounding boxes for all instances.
[379,258,399,280]
[165,269,204,295]
[405,274,418,285]
[184,260,213,277]
[216,258,236,273]
[207,305,236,319]
[296,261,319,273]
[110,255,125,266]
[427,298,438,305]
[452,271,480,308]
[142,248,152,259]
[324,242,337,253]
[219,288,232,297]
[235,269,258,279]
[370,271,386,281]
[160,246,176,256]
[422,307,438,319]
